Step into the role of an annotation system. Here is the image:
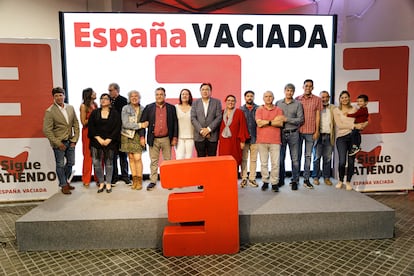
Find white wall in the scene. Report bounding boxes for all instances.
[293,0,414,43]
[340,0,414,42]
[0,0,120,38]
[0,0,87,38]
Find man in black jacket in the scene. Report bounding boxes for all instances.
[140,87,178,191]
[108,83,131,185]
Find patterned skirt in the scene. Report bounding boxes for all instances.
[120,132,144,153]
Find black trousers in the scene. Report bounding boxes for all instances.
[112,149,129,181]
[195,140,218,157]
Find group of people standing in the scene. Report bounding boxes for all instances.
[43,80,368,195]
[238,80,368,193]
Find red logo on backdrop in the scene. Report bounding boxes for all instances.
[0,149,29,175]
[155,55,241,104]
[343,46,409,134]
[356,146,381,167]
[0,43,54,138]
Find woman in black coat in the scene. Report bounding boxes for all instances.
[88,93,121,193]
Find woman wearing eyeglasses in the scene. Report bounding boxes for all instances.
[88,93,121,193]
[218,95,250,170]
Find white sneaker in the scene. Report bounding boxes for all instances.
[349,146,361,156]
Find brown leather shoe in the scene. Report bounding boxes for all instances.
[131,176,138,190]
[136,176,143,190]
[324,178,333,186]
[66,183,75,190]
[61,186,71,195]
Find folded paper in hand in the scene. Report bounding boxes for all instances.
[121,129,135,139]
[121,115,136,138]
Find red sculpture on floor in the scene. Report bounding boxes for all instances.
[160,156,239,256]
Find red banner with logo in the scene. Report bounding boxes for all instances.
[0,39,62,201]
[335,41,414,192]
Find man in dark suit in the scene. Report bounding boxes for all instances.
[108,83,130,185]
[43,87,80,195]
[191,83,222,189]
[140,87,178,191]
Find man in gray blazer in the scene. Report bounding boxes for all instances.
[191,83,222,189]
[191,83,223,157]
[43,87,80,195]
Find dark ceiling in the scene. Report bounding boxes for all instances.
[124,0,313,14]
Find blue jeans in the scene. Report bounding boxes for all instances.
[312,133,333,179]
[336,133,355,182]
[279,131,300,183]
[52,141,75,187]
[298,133,314,180]
[91,147,115,184]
